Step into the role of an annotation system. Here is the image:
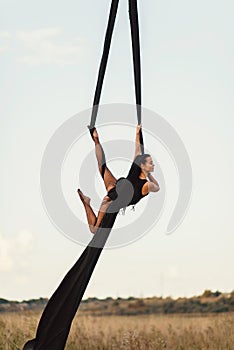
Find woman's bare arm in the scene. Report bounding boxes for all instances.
[134,124,142,160]
[147,173,160,192]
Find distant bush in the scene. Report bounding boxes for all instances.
[201,290,221,298]
[202,290,214,298]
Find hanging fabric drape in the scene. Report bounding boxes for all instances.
[23,209,119,350]
[23,1,143,349]
[90,0,119,129]
[128,0,144,154]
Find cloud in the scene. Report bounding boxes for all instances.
[0,31,11,53]
[0,230,34,272]
[15,27,83,65]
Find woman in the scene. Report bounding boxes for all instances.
[77,124,160,234]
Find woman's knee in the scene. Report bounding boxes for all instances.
[103,195,112,202]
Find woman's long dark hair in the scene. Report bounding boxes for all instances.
[126,154,151,183]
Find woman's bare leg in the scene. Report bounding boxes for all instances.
[77,128,116,233]
[91,196,112,233]
[92,128,117,192]
[78,189,112,234]
[77,189,97,231]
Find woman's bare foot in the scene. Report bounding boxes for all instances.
[77,189,91,205]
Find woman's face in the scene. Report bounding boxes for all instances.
[141,156,155,173]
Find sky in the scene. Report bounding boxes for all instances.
[0,0,234,301]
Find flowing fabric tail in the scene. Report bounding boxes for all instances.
[23,211,118,350]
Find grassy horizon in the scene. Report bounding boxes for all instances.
[1,311,234,349]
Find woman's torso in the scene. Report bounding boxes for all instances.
[107,175,149,205]
[125,175,149,206]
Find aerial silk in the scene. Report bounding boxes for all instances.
[23,1,144,349]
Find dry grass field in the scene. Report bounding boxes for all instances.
[1,311,234,349]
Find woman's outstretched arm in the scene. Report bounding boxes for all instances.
[134,124,142,160]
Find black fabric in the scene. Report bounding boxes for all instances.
[23,340,36,350]
[23,1,144,349]
[23,210,119,350]
[89,0,120,129]
[107,186,118,201]
[107,176,125,200]
[128,0,144,154]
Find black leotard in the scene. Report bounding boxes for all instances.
[107,175,149,206]
[125,175,149,205]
